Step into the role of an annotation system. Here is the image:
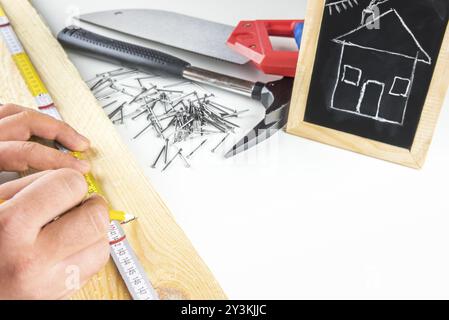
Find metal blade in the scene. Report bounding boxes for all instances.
[79,9,249,65]
[224,118,285,159]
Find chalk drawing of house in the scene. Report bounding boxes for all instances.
[330,8,431,125]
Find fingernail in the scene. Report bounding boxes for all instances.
[75,133,90,151]
[77,135,91,150]
[75,160,91,173]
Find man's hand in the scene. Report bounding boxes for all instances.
[0,103,110,299]
[0,104,91,173]
[0,169,110,299]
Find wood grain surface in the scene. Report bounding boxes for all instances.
[0,0,225,300]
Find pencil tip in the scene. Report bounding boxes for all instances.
[121,215,138,225]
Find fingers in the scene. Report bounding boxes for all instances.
[0,106,90,152]
[54,239,111,300]
[36,196,109,263]
[0,103,23,119]
[0,141,90,173]
[65,239,110,283]
[0,169,88,242]
[4,239,110,300]
[0,105,92,174]
[0,171,49,200]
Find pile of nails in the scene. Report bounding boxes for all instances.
[86,68,248,171]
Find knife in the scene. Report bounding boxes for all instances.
[78,9,249,65]
[77,9,304,77]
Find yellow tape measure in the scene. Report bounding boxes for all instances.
[71,152,103,195]
[12,53,49,97]
[0,6,156,300]
[0,9,126,222]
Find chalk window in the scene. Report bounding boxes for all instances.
[389,77,411,97]
[341,65,361,86]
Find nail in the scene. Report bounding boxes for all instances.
[78,135,91,149]
[211,133,230,153]
[162,149,182,172]
[133,123,153,140]
[164,139,169,164]
[102,100,118,109]
[186,139,207,159]
[151,145,166,169]
[178,150,191,168]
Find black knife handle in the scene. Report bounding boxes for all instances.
[58,27,191,77]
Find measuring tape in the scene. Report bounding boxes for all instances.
[0,6,157,300]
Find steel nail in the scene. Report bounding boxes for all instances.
[133,122,153,140]
[164,139,169,164]
[151,145,166,168]
[178,150,191,168]
[162,149,182,171]
[186,139,208,159]
[211,133,231,153]
[102,100,118,109]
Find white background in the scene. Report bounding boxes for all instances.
[1,0,448,299]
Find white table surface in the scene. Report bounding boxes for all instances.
[1,0,448,299]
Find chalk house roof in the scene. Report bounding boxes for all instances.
[333,9,431,64]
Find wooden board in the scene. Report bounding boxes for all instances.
[0,0,226,300]
[287,0,449,169]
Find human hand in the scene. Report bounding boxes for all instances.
[0,169,110,299]
[0,104,91,173]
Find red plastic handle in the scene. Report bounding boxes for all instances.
[227,20,304,77]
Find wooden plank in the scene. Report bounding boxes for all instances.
[0,0,226,300]
[286,0,449,169]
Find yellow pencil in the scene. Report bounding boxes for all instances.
[0,199,135,223]
[109,210,137,224]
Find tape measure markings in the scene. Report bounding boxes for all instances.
[109,221,157,300]
[0,6,157,300]
[1,25,24,54]
[110,235,127,246]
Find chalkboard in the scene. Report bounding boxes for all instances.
[287,0,449,168]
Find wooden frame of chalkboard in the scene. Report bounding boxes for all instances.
[287,0,449,168]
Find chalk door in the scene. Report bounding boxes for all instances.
[357,81,385,118]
